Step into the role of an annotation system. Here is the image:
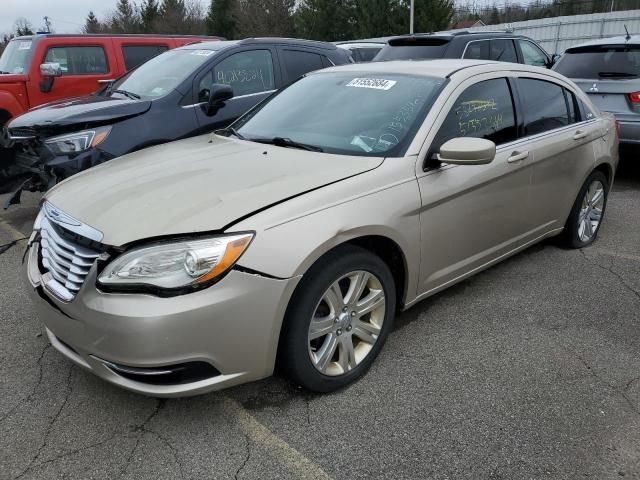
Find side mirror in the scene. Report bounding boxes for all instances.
[40,62,62,77]
[206,84,234,116]
[437,137,496,165]
[548,53,561,68]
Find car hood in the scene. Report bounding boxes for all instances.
[45,134,383,246]
[9,94,151,132]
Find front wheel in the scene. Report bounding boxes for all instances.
[279,245,396,393]
[560,170,609,248]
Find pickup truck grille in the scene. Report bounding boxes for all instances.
[39,217,101,301]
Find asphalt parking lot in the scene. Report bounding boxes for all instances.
[1,155,639,480]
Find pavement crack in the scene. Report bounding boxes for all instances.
[0,237,27,255]
[579,249,640,301]
[234,433,251,480]
[13,365,75,480]
[0,343,50,424]
[147,429,185,480]
[119,399,167,479]
[624,377,640,392]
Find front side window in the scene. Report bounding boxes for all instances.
[490,39,517,63]
[432,78,517,149]
[518,78,569,135]
[519,40,548,67]
[122,45,169,71]
[207,50,275,98]
[234,72,445,157]
[0,39,32,74]
[463,40,490,60]
[44,46,108,75]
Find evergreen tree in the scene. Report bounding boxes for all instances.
[112,0,140,32]
[140,0,160,32]
[354,0,405,38]
[207,0,238,38]
[412,0,454,32]
[14,18,34,36]
[157,0,188,33]
[296,0,356,41]
[83,11,102,33]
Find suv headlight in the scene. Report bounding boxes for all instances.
[98,233,253,294]
[45,126,111,155]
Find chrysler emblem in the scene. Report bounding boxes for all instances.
[589,83,599,92]
[43,201,82,227]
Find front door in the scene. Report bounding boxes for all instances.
[416,76,535,296]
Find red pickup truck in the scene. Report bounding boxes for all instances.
[0,33,218,126]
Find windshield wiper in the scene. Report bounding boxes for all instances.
[254,137,323,152]
[111,89,141,100]
[598,71,637,78]
[225,126,246,140]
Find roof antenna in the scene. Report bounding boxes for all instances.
[624,24,631,41]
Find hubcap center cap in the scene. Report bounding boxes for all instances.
[336,312,351,330]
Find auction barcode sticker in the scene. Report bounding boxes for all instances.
[346,78,397,90]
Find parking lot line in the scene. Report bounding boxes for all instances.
[0,218,27,241]
[223,397,333,480]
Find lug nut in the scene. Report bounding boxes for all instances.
[343,306,348,312]
[336,329,342,335]
[346,325,352,332]
[334,317,340,323]
[350,311,356,317]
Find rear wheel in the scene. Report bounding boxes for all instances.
[560,170,609,248]
[279,245,396,392]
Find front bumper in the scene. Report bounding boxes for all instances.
[25,240,300,397]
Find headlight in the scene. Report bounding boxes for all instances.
[45,126,111,155]
[97,233,253,293]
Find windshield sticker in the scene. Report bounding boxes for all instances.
[346,78,397,90]
[18,41,32,50]
[190,50,214,56]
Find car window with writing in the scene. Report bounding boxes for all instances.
[207,50,275,98]
[433,78,517,150]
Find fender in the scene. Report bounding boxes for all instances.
[0,91,26,120]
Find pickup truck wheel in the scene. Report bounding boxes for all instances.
[280,245,396,393]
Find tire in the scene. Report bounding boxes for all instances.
[279,245,396,393]
[559,170,609,249]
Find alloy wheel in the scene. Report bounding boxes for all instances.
[578,179,605,242]
[307,270,386,376]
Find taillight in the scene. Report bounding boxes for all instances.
[628,91,640,103]
[615,120,621,137]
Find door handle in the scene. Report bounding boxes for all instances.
[573,130,587,140]
[97,79,115,84]
[507,151,529,163]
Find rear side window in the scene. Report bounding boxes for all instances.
[518,78,569,135]
[282,50,324,82]
[44,46,108,75]
[374,38,449,61]
[463,40,489,60]
[554,46,640,79]
[352,47,381,62]
[490,39,517,63]
[433,78,517,148]
[122,45,169,71]
[565,88,578,123]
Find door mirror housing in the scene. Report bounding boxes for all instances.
[548,53,561,67]
[40,62,62,77]
[437,137,496,165]
[206,84,234,116]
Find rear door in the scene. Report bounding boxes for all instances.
[513,75,602,229]
[191,47,280,133]
[278,47,325,85]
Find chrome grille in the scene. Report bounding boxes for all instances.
[39,217,101,300]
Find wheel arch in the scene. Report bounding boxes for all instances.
[594,162,614,189]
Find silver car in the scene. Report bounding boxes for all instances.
[25,60,618,397]
[554,35,640,145]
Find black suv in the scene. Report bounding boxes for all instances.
[374,31,554,68]
[2,38,352,205]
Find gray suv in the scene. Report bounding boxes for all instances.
[554,35,640,145]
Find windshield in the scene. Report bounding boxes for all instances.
[234,72,445,156]
[554,45,640,78]
[0,39,33,74]
[110,48,216,99]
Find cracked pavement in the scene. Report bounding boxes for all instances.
[1,156,639,479]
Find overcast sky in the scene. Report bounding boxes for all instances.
[0,0,206,35]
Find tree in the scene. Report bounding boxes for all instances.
[14,18,34,37]
[83,11,102,33]
[295,0,356,41]
[235,0,295,38]
[157,0,188,33]
[412,0,454,32]
[140,0,160,32]
[354,0,405,38]
[207,0,238,38]
[111,0,140,32]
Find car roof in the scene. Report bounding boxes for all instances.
[386,30,522,43]
[565,34,640,49]
[12,33,223,41]
[315,59,570,81]
[180,37,339,52]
